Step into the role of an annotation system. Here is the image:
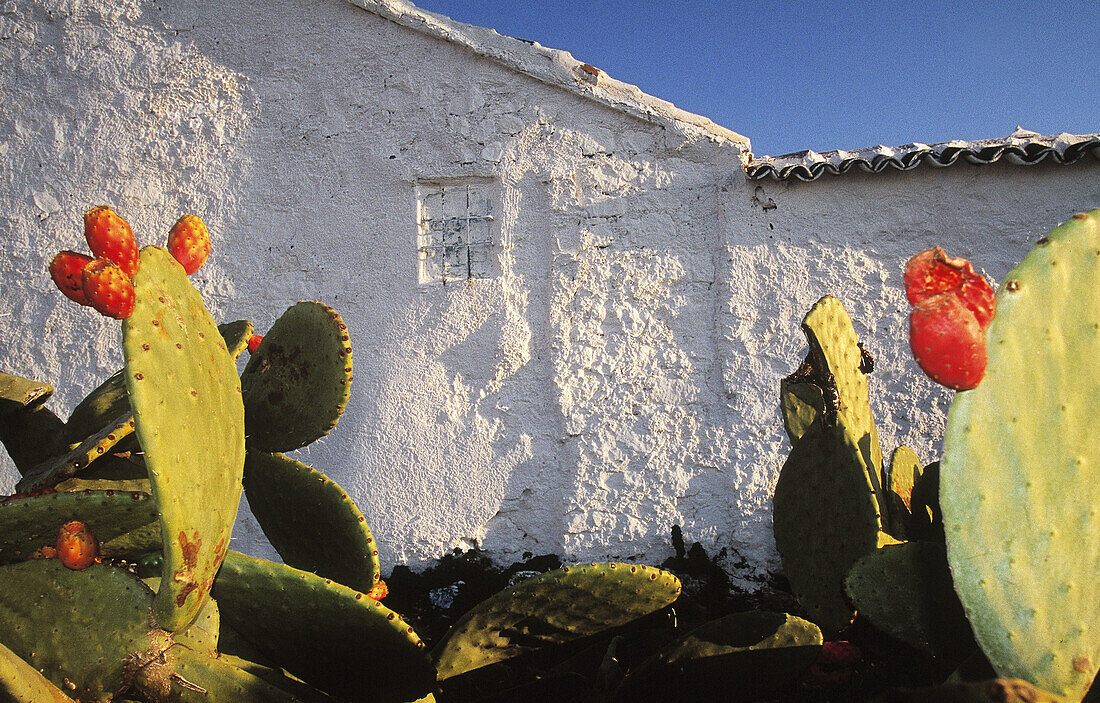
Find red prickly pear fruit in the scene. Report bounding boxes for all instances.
[84,205,140,278]
[810,641,861,685]
[365,579,388,601]
[909,292,987,391]
[49,250,96,306]
[81,258,135,319]
[167,214,211,275]
[904,247,995,329]
[247,334,263,354]
[56,520,98,570]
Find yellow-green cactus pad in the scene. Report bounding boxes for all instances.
[0,641,76,703]
[942,210,1100,700]
[123,246,245,632]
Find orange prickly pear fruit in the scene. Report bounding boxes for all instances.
[167,214,211,275]
[247,334,263,354]
[84,205,140,278]
[365,579,388,601]
[56,520,98,570]
[81,258,135,319]
[49,250,96,305]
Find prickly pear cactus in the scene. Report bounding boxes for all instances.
[16,410,135,491]
[122,246,245,632]
[0,489,157,564]
[241,301,352,453]
[243,451,381,593]
[882,445,923,540]
[0,641,76,703]
[773,296,885,632]
[0,560,166,701]
[213,550,435,702]
[432,562,682,680]
[942,210,1100,700]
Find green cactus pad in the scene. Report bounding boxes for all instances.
[243,451,380,592]
[0,372,53,413]
[16,410,135,491]
[779,375,824,444]
[66,323,251,450]
[0,489,157,564]
[883,445,923,540]
[0,404,67,476]
[619,611,822,699]
[942,210,1100,700]
[773,420,882,633]
[884,679,1068,703]
[0,560,167,701]
[218,319,255,359]
[142,577,220,656]
[432,562,682,680]
[909,461,943,543]
[213,550,435,702]
[122,246,245,633]
[240,301,352,452]
[844,542,974,659]
[0,641,76,703]
[131,647,306,703]
[215,654,339,703]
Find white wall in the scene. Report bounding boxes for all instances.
[1,0,1097,586]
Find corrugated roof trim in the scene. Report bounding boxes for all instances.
[746,129,1100,181]
[345,0,749,149]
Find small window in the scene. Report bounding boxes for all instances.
[416,182,496,284]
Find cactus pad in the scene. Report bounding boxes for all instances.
[779,374,824,444]
[0,560,166,701]
[240,301,352,452]
[432,562,682,680]
[844,542,974,659]
[0,372,53,412]
[243,451,381,592]
[0,404,67,476]
[16,410,135,491]
[218,319,255,359]
[0,489,157,564]
[941,210,1100,699]
[213,550,435,702]
[882,445,923,540]
[122,246,245,632]
[0,641,76,703]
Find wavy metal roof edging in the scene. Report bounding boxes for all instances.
[344,0,749,150]
[746,129,1100,181]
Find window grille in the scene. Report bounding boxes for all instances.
[416,182,495,284]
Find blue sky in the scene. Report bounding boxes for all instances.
[412,1,1098,157]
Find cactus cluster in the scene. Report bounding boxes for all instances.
[774,211,1100,702]
[1,205,686,703]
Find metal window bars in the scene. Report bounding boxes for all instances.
[417,183,494,284]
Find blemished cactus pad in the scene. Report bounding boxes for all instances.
[122,246,245,633]
[0,489,157,564]
[240,301,352,452]
[432,562,682,680]
[0,560,165,701]
[942,210,1100,700]
[0,372,53,413]
[243,451,381,592]
[213,550,435,702]
[0,640,76,703]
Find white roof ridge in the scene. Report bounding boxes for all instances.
[345,0,749,150]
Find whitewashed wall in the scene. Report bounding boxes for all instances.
[1,0,1097,587]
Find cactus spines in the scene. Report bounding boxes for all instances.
[241,301,353,452]
[431,562,682,680]
[243,451,381,593]
[941,210,1100,700]
[123,246,245,632]
[83,205,140,278]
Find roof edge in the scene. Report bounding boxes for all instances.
[345,0,750,151]
[747,130,1100,181]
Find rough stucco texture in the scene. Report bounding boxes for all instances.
[2,0,1099,588]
